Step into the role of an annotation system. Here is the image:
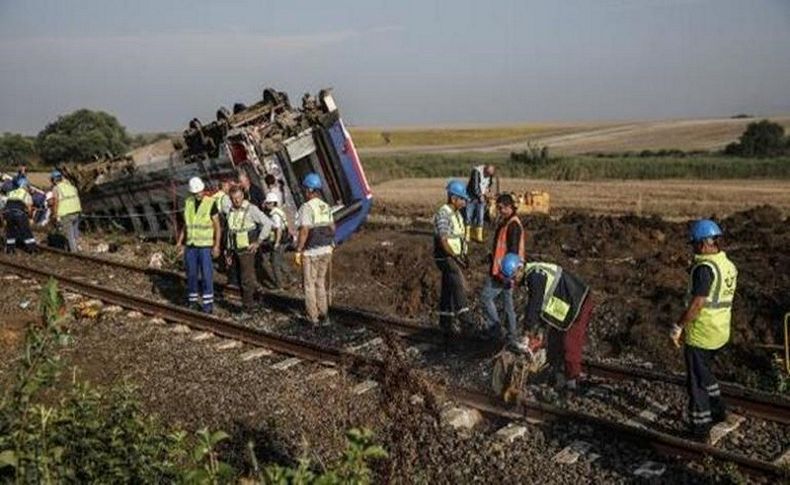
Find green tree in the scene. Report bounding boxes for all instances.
[724,119,788,157]
[0,133,36,166]
[36,109,131,165]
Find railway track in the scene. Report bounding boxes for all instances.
[31,245,790,425]
[0,255,787,479]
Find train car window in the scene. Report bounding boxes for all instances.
[285,130,341,207]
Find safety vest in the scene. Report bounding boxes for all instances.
[7,188,32,206]
[55,181,81,217]
[685,251,738,350]
[434,204,467,257]
[268,207,288,242]
[303,197,334,250]
[227,201,258,250]
[184,196,215,247]
[213,190,229,214]
[491,215,525,276]
[525,262,589,331]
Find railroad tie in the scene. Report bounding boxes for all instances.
[773,447,790,466]
[345,337,383,353]
[171,324,191,334]
[552,440,595,465]
[215,340,242,351]
[240,348,273,362]
[352,380,378,395]
[624,398,669,429]
[191,331,213,341]
[271,357,302,371]
[708,414,745,446]
[494,423,528,443]
[307,368,338,380]
[632,461,666,478]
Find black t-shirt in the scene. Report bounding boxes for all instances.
[247,185,265,208]
[691,265,714,297]
[523,270,547,331]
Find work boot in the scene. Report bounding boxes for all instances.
[473,226,484,243]
[464,226,471,242]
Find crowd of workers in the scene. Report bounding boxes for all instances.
[433,163,738,441]
[1,165,83,254]
[0,161,739,442]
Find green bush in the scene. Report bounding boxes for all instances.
[36,110,131,165]
[724,119,789,157]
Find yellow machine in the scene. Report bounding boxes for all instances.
[487,190,550,220]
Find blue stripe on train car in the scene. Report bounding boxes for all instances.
[326,119,373,244]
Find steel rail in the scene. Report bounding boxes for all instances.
[0,256,786,480]
[33,246,790,424]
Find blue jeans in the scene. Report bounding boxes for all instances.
[185,246,214,313]
[480,276,518,344]
[465,199,486,227]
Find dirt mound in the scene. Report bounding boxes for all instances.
[331,206,789,389]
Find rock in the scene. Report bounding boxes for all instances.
[441,407,482,430]
[271,357,301,370]
[149,317,166,325]
[171,324,191,334]
[215,340,242,351]
[552,440,593,464]
[192,332,213,341]
[104,305,123,314]
[352,380,378,395]
[94,243,110,253]
[148,252,164,269]
[633,461,666,478]
[494,424,528,443]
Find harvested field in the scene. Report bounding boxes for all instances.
[373,178,790,219]
[355,116,790,154]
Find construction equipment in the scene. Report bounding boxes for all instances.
[491,347,547,403]
[487,190,550,221]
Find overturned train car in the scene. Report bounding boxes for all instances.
[62,88,372,243]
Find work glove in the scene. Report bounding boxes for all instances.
[294,252,303,267]
[670,324,683,348]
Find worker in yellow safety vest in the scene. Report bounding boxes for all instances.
[261,191,291,290]
[671,219,738,442]
[176,176,222,313]
[3,177,37,254]
[50,170,82,252]
[294,172,335,326]
[434,179,477,338]
[225,185,272,320]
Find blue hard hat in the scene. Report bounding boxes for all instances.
[50,169,62,179]
[446,180,469,200]
[302,172,322,190]
[689,219,723,242]
[500,253,523,279]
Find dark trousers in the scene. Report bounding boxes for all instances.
[434,257,472,333]
[184,246,214,313]
[232,250,258,310]
[260,244,285,288]
[684,345,726,432]
[4,208,36,253]
[547,296,594,380]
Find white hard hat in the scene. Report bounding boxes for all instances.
[188,176,205,194]
[264,192,280,204]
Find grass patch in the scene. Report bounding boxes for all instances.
[362,153,790,184]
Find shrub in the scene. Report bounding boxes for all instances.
[724,119,788,157]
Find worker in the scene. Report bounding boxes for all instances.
[213,177,232,215]
[50,170,82,252]
[521,259,595,392]
[261,191,291,290]
[465,164,496,243]
[480,194,526,346]
[294,172,335,326]
[239,171,264,208]
[3,177,36,254]
[434,180,476,337]
[225,185,272,320]
[263,174,283,206]
[670,219,738,441]
[176,176,222,314]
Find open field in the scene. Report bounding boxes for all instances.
[373,178,790,219]
[352,116,790,155]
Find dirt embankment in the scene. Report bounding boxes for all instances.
[331,205,789,385]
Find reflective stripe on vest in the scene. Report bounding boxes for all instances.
[228,201,257,250]
[184,196,215,247]
[685,251,738,350]
[435,204,466,257]
[491,215,525,276]
[303,197,334,249]
[268,207,288,242]
[56,181,81,217]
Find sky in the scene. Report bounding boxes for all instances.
[0,0,789,134]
